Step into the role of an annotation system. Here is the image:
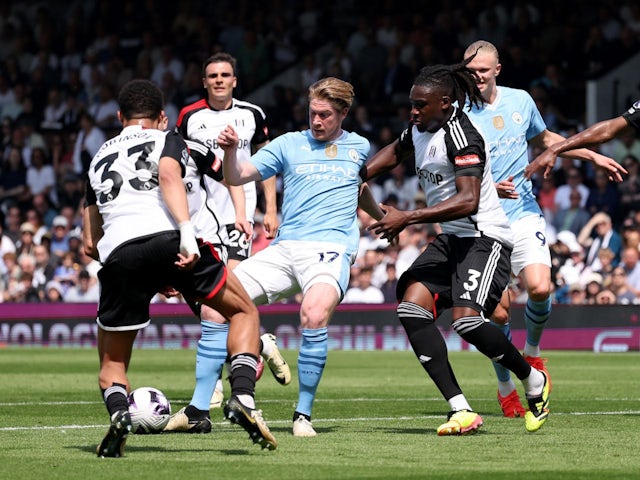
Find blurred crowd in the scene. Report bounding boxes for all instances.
[1,0,640,304]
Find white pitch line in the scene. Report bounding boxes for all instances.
[1,411,639,432]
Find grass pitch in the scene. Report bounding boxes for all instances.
[0,348,639,480]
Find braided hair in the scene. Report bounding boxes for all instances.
[414,56,484,114]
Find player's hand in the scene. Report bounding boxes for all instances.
[495,175,518,199]
[262,211,279,239]
[217,125,239,151]
[589,152,627,182]
[524,149,556,180]
[235,218,253,240]
[178,221,200,269]
[366,204,408,242]
[175,252,199,270]
[159,285,180,297]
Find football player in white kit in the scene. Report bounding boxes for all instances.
[85,80,276,456]
[362,62,550,435]
[167,53,290,433]
[463,40,626,417]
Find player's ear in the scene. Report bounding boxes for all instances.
[117,111,124,124]
[495,63,502,77]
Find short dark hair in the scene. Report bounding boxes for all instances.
[202,52,237,77]
[117,79,164,120]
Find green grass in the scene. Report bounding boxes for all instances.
[1,349,639,480]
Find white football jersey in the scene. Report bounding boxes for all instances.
[86,126,189,262]
[183,138,227,246]
[397,109,513,247]
[176,98,270,224]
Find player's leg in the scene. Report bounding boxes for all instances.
[450,236,549,432]
[512,215,553,381]
[491,289,526,417]
[96,328,138,457]
[202,270,277,449]
[520,263,552,386]
[164,306,226,433]
[293,282,340,437]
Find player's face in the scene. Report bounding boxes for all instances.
[203,61,237,106]
[409,85,450,133]
[308,98,347,142]
[465,51,500,101]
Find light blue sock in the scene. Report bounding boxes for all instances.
[296,327,328,418]
[190,321,228,411]
[524,297,552,347]
[491,322,512,383]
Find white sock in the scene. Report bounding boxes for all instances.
[237,394,255,409]
[498,380,518,397]
[522,369,544,398]
[523,343,540,358]
[448,394,472,412]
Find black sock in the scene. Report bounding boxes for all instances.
[229,353,258,397]
[397,302,462,400]
[102,383,129,416]
[453,316,531,379]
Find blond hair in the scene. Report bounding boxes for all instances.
[308,77,354,111]
[464,40,499,62]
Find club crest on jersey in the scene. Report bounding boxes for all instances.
[325,143,337,158]
[428,146,437,157]
[492,116,504,130]
[348,149,359,162]
[512,112,523,125]
[455,154,481,166]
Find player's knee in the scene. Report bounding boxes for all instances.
[491,302,510,325]
[527,284,551,302]
[300,304,330,329]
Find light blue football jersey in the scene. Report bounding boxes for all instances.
[250,129,369,254]
[466,86,546,221]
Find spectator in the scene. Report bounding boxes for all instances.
[0,146,30,211]
[536,175,557,223]
[594,247,617,280]
[381,162,419,211]
[64,269,99,303]
[0,212,16,259]
[31,193,57,229]
[342,266,384,304]
[71,112,105,176]
[552,188,591,237]
[619,246,640,294]
[49,215,71,259]
[52,251,78,296]
[554,166,589,211]
[87,83,119,132]
[583,272,603,304]
[32,243,55,293]
[578,212,623,270]
[380,262,398,303]
[617,155,640,218]
[595,289,617,305]
[586,169,621,223]
[44,280,65,302]
[567,282,586,305]
[23,208,48,245]
[3,205,22,244]
[606,266,638,304]
[16,222,36,257]
[26,147,56,206]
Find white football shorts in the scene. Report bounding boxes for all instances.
[509,214,552,276]
[232,240,356,305]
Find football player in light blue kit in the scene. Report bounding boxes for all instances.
[218,77,384,437]
[464,40,625,416]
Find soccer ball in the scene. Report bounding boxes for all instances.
[127,387,171,434]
